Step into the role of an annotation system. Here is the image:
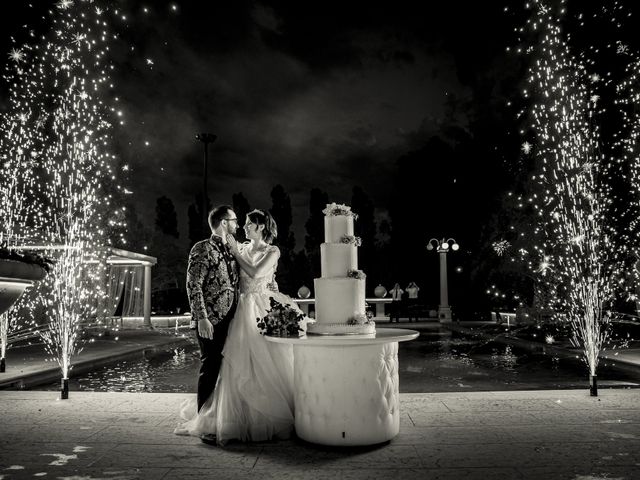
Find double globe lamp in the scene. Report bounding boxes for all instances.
[426,238,459,322]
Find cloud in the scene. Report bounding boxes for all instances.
[108,1,471,246]
[251,4,283,34]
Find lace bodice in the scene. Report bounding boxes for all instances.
[238,244,278,294]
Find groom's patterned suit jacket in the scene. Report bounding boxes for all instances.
[187,235,239,330]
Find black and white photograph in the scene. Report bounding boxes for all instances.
[1,1,639,479]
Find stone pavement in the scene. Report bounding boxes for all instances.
[1,322,639,479]
[1,389,639,480]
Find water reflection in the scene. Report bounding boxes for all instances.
[71,345,200,393]
[34,328,640,393]
[489,345,518,373]
[399,329,639,392]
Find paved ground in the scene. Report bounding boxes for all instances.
[1,389,639,480]
[1,321,639,479]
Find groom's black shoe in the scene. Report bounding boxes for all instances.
[201,434,217,445]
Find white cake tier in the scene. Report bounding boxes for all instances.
[314,277,365,324]
[320,243,358,278]
[324,215,354,243]
[306,321,375,336]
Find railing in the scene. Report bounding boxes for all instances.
[293,298,392,319]
[106,299,403,330]
[491,311,517,327]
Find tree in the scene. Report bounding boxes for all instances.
[150,196,184,312]
[389,138,456,300]
[470,191,538,317]
[304,188,328,283]
[270,185,296,293]
[351,186,377,292]
[270,185,295,253]
[149,229,186,313]
[232,192,251,243]
[292,249,312,294]
[188,192,210,248]
[121,201,152,253]
[154,196,179,238]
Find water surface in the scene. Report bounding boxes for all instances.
[34,328,640,393]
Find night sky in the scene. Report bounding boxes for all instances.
[1,0,517,248]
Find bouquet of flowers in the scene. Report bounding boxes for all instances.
[257,297,306,337]
[322,203,359,219]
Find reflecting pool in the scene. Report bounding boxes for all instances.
[34,328,640,393]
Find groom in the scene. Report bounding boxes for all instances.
[186,205,240,418]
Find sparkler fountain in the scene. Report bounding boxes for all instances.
[517,1,640,395]
[0,0,127,397]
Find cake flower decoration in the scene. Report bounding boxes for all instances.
[322,202,359,220]
[340,235,362,246]
[346,313,372,326]
[347,269,366,280]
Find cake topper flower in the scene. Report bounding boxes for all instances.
[322,203,359,220]
[340,235,362,247]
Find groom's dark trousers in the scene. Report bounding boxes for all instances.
[196,299,237,412]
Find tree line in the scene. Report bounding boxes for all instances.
[139,185,392,313]
[120,130,521,318]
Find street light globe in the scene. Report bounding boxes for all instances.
[441,242,449,250]
[451,243,460,251]
[426,243,434,251]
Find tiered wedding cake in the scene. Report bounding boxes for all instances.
[306,203,375,335]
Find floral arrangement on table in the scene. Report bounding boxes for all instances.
[322,203,359,220]
[347,269,366,280]
[340,235,362,247]
[346,313,374,326]
[256,297,306,337]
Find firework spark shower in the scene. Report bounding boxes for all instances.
[520,0,640,394]
[0,0,127,393]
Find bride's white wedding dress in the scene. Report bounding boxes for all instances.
[175,244,304,444]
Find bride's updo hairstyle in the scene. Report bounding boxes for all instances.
[247,209,278,244]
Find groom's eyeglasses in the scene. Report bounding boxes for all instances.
[224,217,238,223]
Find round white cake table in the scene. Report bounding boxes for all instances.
[265,327,419,446]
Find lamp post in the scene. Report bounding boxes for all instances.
[426,238,459,323]
[195,133,217,234]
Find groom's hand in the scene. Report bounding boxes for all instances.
[198,318,214,339]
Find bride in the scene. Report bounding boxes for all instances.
[175,209,307,445]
